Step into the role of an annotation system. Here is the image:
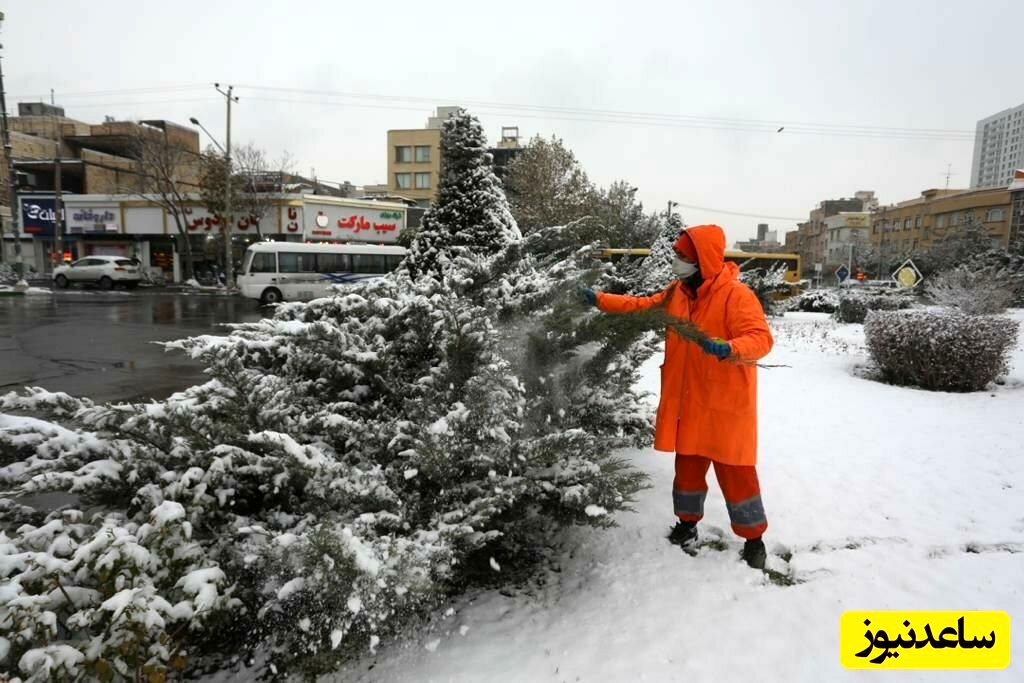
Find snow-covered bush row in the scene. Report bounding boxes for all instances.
[834,292,913,324]
[927,265,1020,315]
[780,289,839,314]
[0,110,652,680]
[864,310,1019,391]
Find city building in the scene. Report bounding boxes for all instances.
[734,222,782,252]
[489,126,524,182]
[791,191,877,275]
[12,193,407,281]
[383,107,523,207]
[823,212,871,267]
[1,102,200,271]
[869,186,1012,261]
[1010,169,1024,244]
[970,102,1024,188]
[783,229,798,253]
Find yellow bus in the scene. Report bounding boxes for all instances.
[595,248,802,283]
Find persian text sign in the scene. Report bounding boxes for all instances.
[840,611,1009,669]
[67,206,119,234]
[304,202,405,242]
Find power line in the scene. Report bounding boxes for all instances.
[239,94,973,142]
[236,84,976,140]
[7,81,975,141]
[671,202,806,222]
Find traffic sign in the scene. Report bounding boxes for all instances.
[835,264,850,283]
[892,259,923,289]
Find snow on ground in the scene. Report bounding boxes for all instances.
[0,285,53,296]
[328,310,1024,683]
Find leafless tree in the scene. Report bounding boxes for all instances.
[123,123,201,281]
[233,143,294,239]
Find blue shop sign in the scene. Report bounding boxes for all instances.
[19,195,64,238]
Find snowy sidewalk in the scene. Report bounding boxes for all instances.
[331,312,1024,683]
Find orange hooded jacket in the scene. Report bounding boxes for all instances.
[595,224,774,466]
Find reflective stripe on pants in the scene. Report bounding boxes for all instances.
[673,454,767,540]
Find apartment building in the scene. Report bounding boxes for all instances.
[971,102,1024,188]
[383,107,523,207]
[790,191,877,274]
[869,186,1012,258]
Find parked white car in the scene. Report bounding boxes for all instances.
[53,256,142,290]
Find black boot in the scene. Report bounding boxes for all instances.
[668,520,698,549]
[742,538,767,569]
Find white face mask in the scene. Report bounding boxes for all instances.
[671,256,698,279]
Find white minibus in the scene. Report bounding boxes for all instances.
[238,242,408,305]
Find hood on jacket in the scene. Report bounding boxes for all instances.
[680,224,728,280]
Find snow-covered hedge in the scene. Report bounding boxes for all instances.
[782,289,838,314]
[864,310,1019,391]
[835,292,912,324]
[0,110,653,680]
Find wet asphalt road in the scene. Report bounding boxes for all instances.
[0,290,265,404]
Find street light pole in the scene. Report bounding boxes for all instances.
[215,84,237,289]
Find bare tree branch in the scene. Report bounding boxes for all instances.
[118,123,202,281]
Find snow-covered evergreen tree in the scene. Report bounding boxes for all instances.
[403,108,521,282]
[615,211,684,295]
[0,110,655,680]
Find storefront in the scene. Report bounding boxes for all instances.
[35,194,410,282]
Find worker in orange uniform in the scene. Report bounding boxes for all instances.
[579,225,774,568]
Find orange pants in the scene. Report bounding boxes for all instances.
[673,454,767,540]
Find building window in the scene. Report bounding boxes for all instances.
[395,173,412,189]
[395,146,412,163]
[414,172,431,190]
[903,218,911,231]
[914,215,922,228]
[985,208,1005,222]
[414,146,431,163]
[936,214,948,228]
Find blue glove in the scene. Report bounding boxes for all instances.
[578,285,598,307]
[699,337,731,360]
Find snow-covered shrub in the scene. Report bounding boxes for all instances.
[864,310,1019,391]
[0,262,16,284]
[834,294,869,323]
[0,110,651,680]
[835,292,912,323]
[927,265,1019,315]
[782,289,838,314]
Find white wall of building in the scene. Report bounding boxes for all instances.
[971,102,1024,189]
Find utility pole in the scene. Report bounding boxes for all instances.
[53,96,63,267]
[215,83,238,288]
[0,11,25,278]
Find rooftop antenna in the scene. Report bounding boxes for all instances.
[944,163,955,189]
[50,88,54,106]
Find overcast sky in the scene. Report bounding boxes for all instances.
[4,0,1023,245]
